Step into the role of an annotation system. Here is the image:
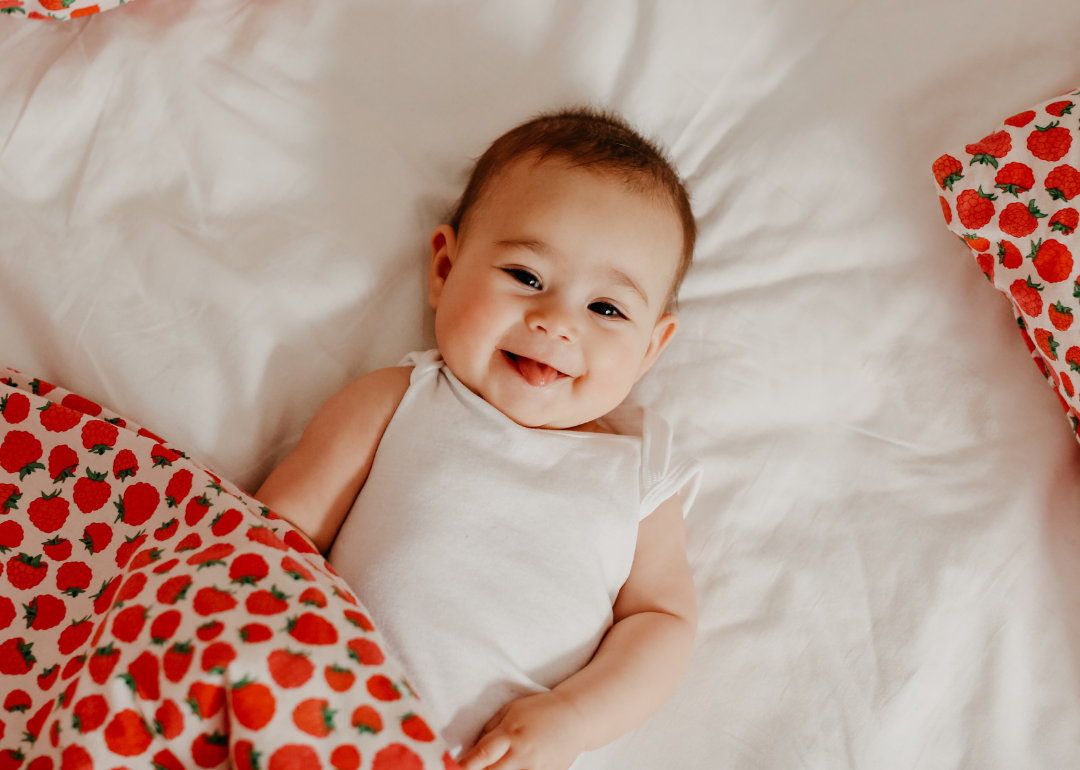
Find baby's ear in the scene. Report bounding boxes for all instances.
[428,224,458,310]
[637,312,679,379]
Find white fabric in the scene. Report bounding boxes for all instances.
[327,349,699,754]
[4,1,1080,767]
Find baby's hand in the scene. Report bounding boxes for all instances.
[457,691,588,770]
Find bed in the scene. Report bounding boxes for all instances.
[2,0,1080,767]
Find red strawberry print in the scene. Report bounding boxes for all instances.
[111,604,149,642]
[197,620,225,641]
[1045,164,1080,202]
[193,586,237,616]
[154,517,179,541]
[7,553,48,589]
[187,542,236,569]
[154,556,180,573]
[36,662,59,690]
[0,749,22,770]
[270,744,321,770]
[1050,208,1079,235]
[1035,328,1060,359]
[331,745,361,770]
[0,637,36,675]
[115,531,148,568]
[61,653,88,680]
[79,522,112,554]
[3,690,30,713]
[150,444,180,468]
[300,587,328,608]
[0,392,30,424]
[72,468,110,513]
[37,402,82,433]
[347,637,385,666]
[164,469,193,508]
[1064,371,1076,398]
[175,532,202,552]
[366,675,401,701]
[91,575,121,613]
[293,697,334,737]
[1032,238,1074,283]
[157,574,193,605]
[137,426,166,442]
[154,699,185,740]
[57,393,100,417]
[246,525,288,551]
[231,678,276,729]
[60,746,91,770]
[120,650,160,701]
[284,529,318,554]
[965,130,1012,168]
[163,641,194,683]
[150,609,182,644]
[112,448,139,481]
[352,704,383,734]
[27,379,55,397]
[185,494,212,526]
[268,648,314,688]
[939,195,951,223]
[72,694,109,733]
[962,233,990,252]
[0,431,45,480]
[999,199,1047,238]
[200,641,236,673]
[372,744,424,770]
[281,556,314,581]
[127,546,164,570]
[229,553,268,585]
[152,750,186,770]
[0,483,20,514]
[287,612,338,645]
[28,491,69,533]
[325,664,356,692]
[235,741,260,770]
[116,571,148,602]
[0,520,24,554]
[56,561,92,597]
[993,161,1035,198]
[80,420,118,455]
[186,682,226,719]
[0,596,12,630]
[41,535,71,561]
[246,585,291,616]
[114,482,160,526]
[191,732,230,768]
[47,444,78,483]
[1046,100,1075,117]
[1050,302,1075,331]
[1028,121,1073,162]
[210,508,243,537]
[25,699,53,743]
[238,622,273,643]
[103,709,153,757]
[933,154,964,191]
[57,616,94,655]
[400,713,435,742]
[22,594,66,631]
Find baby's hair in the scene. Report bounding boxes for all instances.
[448,106,696,311]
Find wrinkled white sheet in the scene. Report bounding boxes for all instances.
[2,1,1080,766]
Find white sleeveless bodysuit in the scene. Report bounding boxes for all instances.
[327,350,701,754]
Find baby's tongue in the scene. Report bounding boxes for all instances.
[517,355,557,387]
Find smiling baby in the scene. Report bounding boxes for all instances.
[255,107,702,770]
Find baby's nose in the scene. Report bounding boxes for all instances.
[525,300,578,341]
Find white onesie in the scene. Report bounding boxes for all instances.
[327,349,701,754]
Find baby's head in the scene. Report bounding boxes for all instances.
[428,107,696,430]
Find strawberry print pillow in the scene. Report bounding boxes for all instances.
[0,0,127,20]
[934,88,1080,443]
[0,367,457,770]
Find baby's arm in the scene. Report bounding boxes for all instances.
[253,366,412,554]
[459,493,697,770]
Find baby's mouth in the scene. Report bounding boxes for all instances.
[502,351,567,387]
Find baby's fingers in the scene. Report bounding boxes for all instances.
[458,731,512,770]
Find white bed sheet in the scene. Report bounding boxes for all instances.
[3,1,1080,767]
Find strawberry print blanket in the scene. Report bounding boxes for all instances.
[0,366,455,770]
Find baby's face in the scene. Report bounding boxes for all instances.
[428,155,682,429]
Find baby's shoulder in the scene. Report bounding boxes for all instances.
[322,366,413,429]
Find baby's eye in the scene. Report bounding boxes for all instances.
[503,268,542,290]
[588,301,626,319]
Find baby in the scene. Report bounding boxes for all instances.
[255,108,702,770]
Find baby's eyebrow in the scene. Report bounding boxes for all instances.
[496,238,649,306]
